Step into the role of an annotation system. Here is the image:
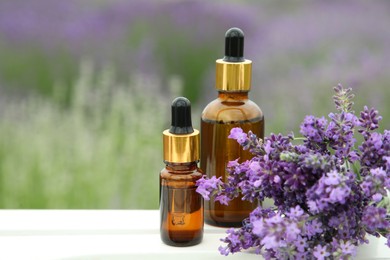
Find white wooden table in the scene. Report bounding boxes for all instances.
[0,210,388,259]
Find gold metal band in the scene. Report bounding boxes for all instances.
[163,129,200,163]
[215,59,252,91]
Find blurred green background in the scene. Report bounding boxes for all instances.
[0,0,389,208]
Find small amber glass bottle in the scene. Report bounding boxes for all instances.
[160,97,203,246]
[201,28,264,227]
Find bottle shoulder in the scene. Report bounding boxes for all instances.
[202,97,263,122]
[160,167,203,181]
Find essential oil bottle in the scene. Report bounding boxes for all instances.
[201,28,264,227]
[160,97,203,246]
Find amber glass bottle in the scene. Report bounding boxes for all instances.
[160,97,203,246]
[201,28,264,227]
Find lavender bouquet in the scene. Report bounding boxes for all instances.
[196,85,390,259]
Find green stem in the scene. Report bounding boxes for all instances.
[355,168,362,181]
[345,160,350,171]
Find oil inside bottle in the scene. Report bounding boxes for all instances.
[201,118,264,227]
[160,183,203,246]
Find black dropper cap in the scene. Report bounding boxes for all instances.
[169,97,194,134]
[223,27,245,62]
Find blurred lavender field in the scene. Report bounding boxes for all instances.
[0,0,389,208]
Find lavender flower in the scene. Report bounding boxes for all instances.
[338,240,357,257]
[360,168,389,201]
[313,245,330,260]
[329,238,358,258]
[333,84,355,113]
[359,106,382,137]
[228,128,248,145]
[196,85,390,259]
[214,195,230,206]
[362,206,389,235]
[359,132,389,176]
[294,236,307,253]
[306,170,353,214]
[300,94,360,161]
[305,219,324,238]
[195,175,223,200]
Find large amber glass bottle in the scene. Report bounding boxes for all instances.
[160,97,203,246]
[201,28,264,227]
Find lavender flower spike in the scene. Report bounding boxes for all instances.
[333,83,354,113]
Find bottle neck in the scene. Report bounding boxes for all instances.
[218,91,249,101]
[164,161,199,172]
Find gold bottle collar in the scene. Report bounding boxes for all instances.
[163,129,200,163]
[215,59,252,91]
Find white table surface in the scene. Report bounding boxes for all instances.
[0,210,388,259]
